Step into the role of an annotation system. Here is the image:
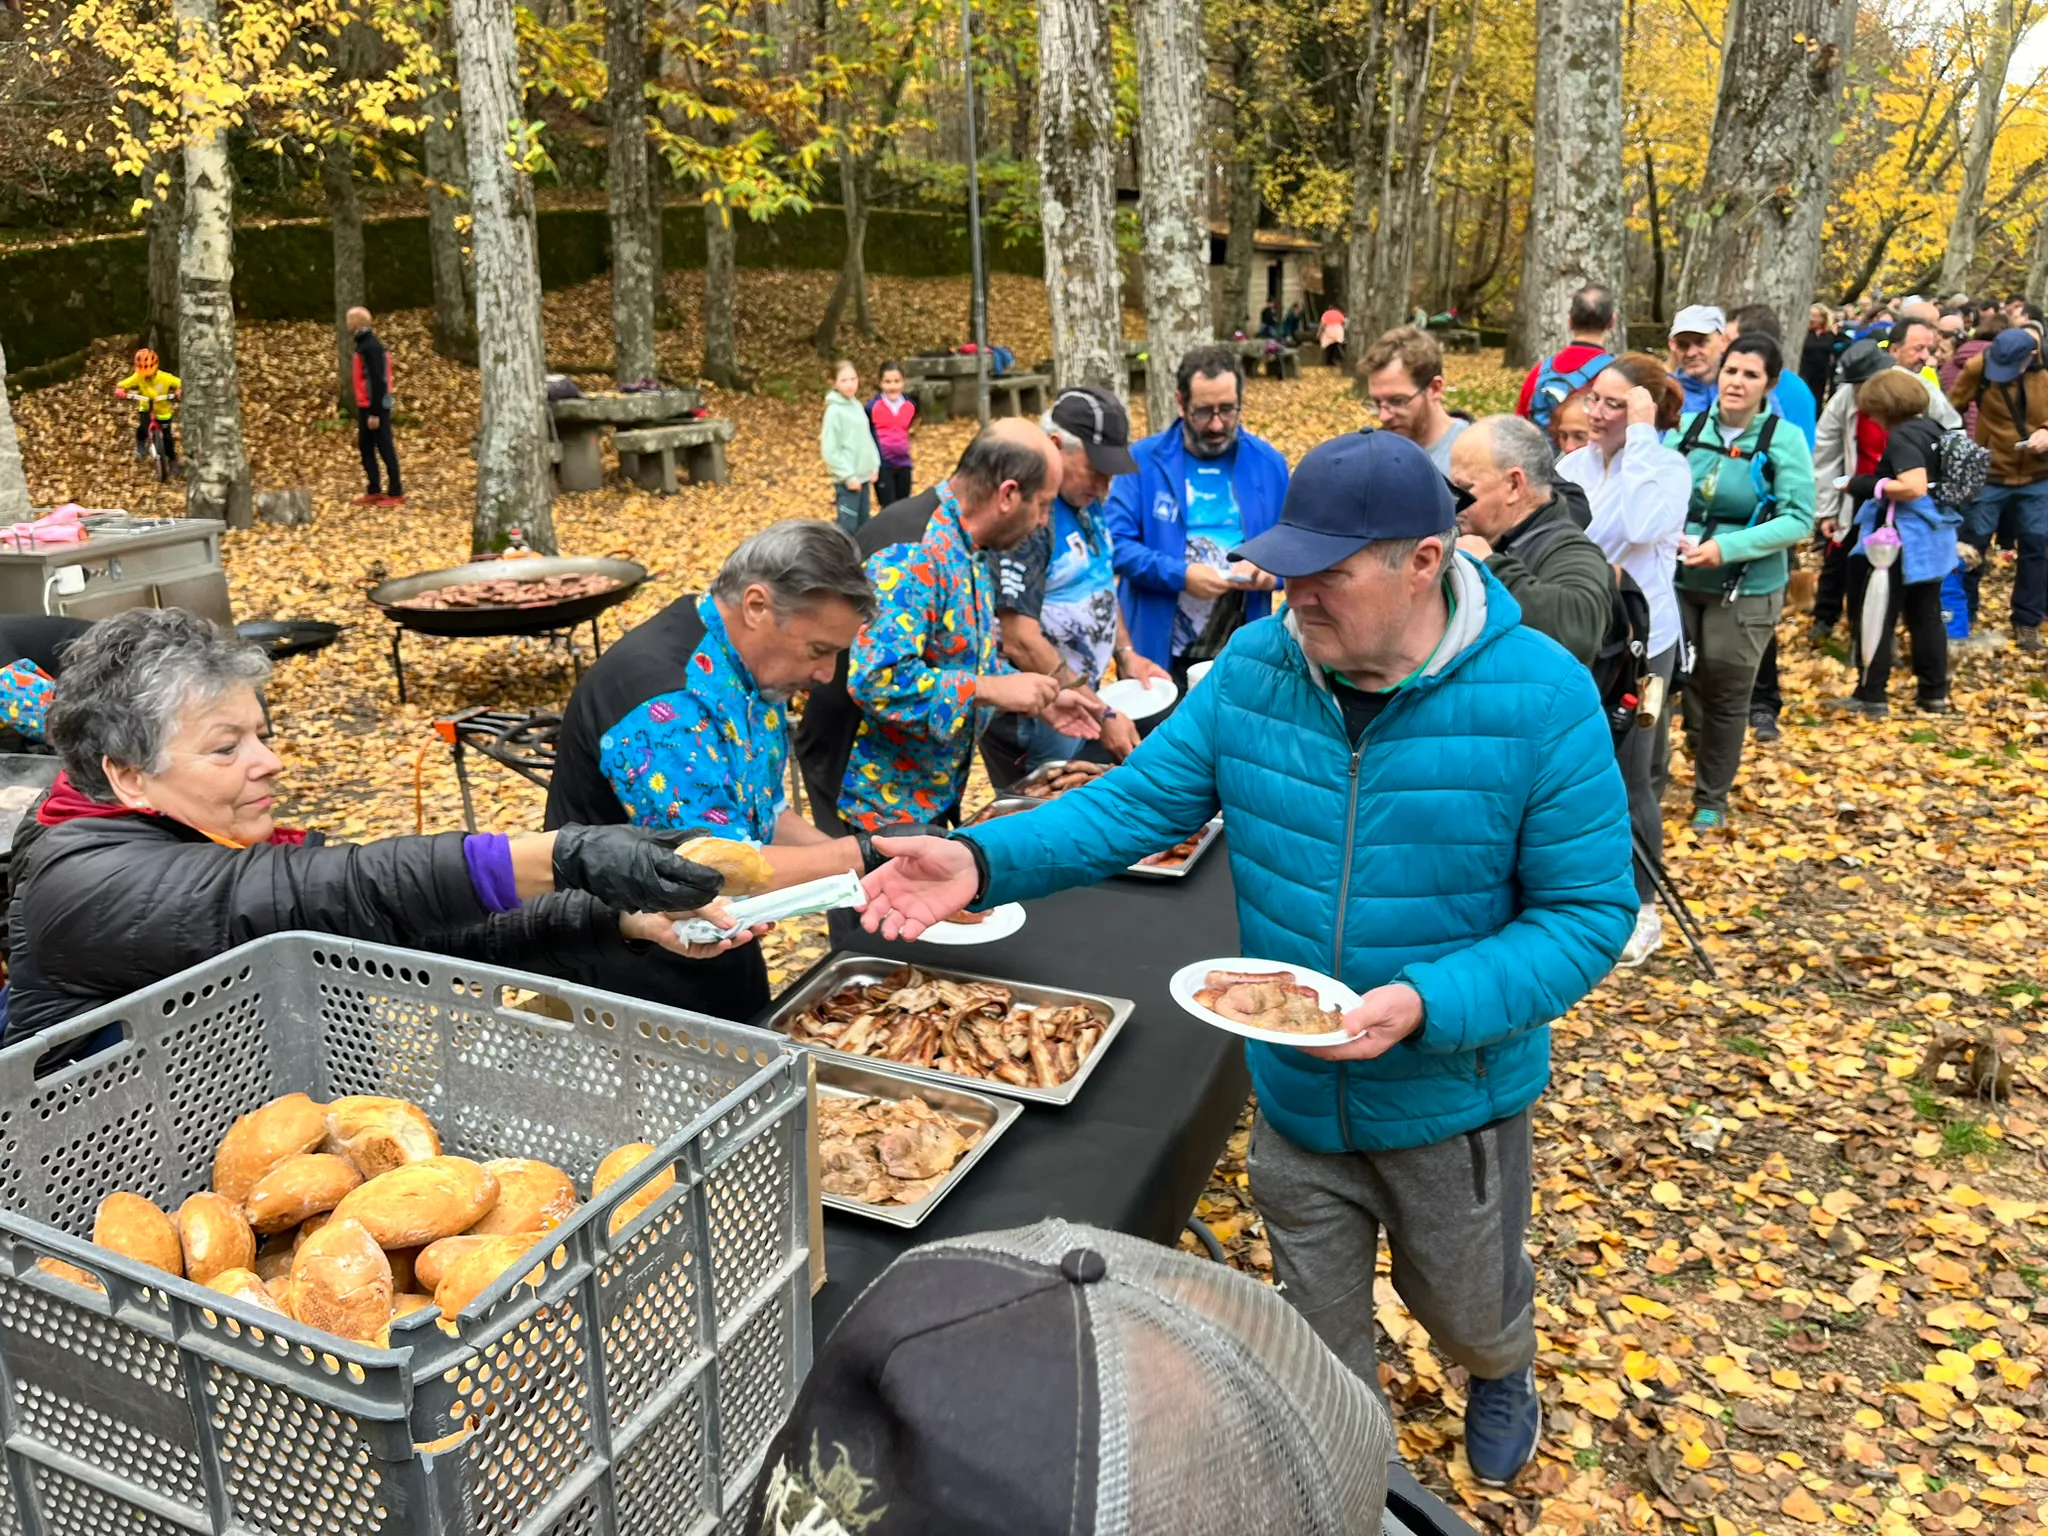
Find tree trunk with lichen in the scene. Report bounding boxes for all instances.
[1508,0,1625,369]
[0,336,29,523]
[607,0,658,385]
[1133,0,1210,425]
[1678,0,1854,326]
[449,0,557,554]
[1938,0,2016,294]
[1037,0,1124,395]
[423,70,479,363]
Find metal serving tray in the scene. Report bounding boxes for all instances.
[967,793,1224,881]
[814,1057,1023,1228]
[764,953,1135,1107]
[1119,815,1226,880]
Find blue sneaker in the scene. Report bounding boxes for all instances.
[1464,1367,1540,1486]
[1690,807,1727,833]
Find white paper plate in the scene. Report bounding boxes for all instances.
[1099,676,1178,720]
[1185,660,1215,688]
[917,903,1026,945]
[1168,958,1359,1047]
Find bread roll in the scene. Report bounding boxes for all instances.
[93,1192,183,1277]
[675,836,774,897]
[414,1235,495,1293]
[205,1267,284,1314]
[36,1257,104,1293]
[177,1192,256,1283]
[214,1093,328,1203]
[322,1097,441,1180]
[254,1247,296,1283]
[593,1143,674,1235]
[469,1159,578,1237]
[245,1154,363,1234]
[289,1218,392,1344]
[393,1292,437,1318]
[433,1234,545,1321]
[328,1157,498,1249]
[294,1212,332,1250]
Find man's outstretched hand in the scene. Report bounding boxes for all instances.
[858,835,980,941]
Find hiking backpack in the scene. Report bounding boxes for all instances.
[1932,430,1990,510]
[1510,516,1654,726]
[1675,410,1783,596]
[1529,350,1613,430]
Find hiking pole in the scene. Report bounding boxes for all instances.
[1634,831,1718,979]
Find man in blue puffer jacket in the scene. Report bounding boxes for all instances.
[858,430,1634,1487]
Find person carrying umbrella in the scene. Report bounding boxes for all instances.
[1824,369,1962,718]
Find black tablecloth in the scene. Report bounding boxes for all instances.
[802,832,1250,1337]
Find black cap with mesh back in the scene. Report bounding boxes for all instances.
[748,1219,1394,1535]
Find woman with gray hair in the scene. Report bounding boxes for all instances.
[4,608,758,1048]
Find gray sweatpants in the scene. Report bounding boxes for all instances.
[1247,1108,1537,1397]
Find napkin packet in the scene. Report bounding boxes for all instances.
[673,870,867,944]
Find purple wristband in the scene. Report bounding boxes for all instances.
[463,833,520,913]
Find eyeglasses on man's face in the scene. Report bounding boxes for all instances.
[1186,403,1240,425]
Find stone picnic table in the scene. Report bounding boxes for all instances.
[549,387,705,491]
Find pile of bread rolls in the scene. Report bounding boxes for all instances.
[66,1093,673,1348]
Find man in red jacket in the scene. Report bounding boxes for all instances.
[349,306,404,506]
[1515,284,1615,421]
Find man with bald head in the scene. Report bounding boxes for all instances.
[348,306,402,504]
[834,420,1103,831]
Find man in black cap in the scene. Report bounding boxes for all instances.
[983,388,1171,786]
[857,430,1634,1487]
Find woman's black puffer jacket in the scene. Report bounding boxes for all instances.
[3,813,632,1045]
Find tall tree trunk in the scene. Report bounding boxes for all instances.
[607,0,657,386]
[650,179,678,331]
[814,134,873,355]
[0,336,30,523]
[449,0,557,555]
[701,194,747,388]
[144,154,184,371]
[1939,0,2016,294]
[1678,0,1854,326]
[1508,0,1626,368]
[323,140,365,415]
[1642,144,1666,324]
[1133,0,1211,427]
[1344,0,1388,372]
[1037,0,1125,394]
[174,0,251,529]
[423,76,479,363]
[1220,150,1260,337]
[2028,210,2048,311]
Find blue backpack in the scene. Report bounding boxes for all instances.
[1530,350,1612,429]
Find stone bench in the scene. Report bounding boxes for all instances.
[907,378,953,418]
[1437,328,1483,354]
[1259,347,1301,380]
[985,372,1051,420]
[614,417,735,493]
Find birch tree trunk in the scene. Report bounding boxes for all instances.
[1678,0,1854,326]
[1038,0,1125,395]
[324,140,365,415]
[1938,0,2016,294]
[1508,0,1626,368]
[174,0,251,529]
[1133,0,1211,427]
[607,0,658,386]
[0,337,30,524]
[701,194,747,388]
[423,77,479,363]
[449,0,557,555]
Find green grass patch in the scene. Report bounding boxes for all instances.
[758,374,801,403]
[1906,728,1940,744]
[1726,1033,1772,1059]
[1574,1448,1603,1470]
[1942,1119,1999,1159]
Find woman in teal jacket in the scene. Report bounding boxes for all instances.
[1670,333,1816,831]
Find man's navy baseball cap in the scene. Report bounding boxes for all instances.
[1984,328,2039,383]
[1232,429,1456,578]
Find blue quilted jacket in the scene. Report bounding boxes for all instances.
[961,556,1634,1153]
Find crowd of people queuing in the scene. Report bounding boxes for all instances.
[10,278,2042,1535]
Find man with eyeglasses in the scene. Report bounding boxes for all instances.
[1108,345,1291,679]
[1361,325,1468,472]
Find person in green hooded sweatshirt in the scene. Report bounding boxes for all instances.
[820,359,882,533]
[1667,331,1816,833]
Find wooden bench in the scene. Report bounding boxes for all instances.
[985,372,1051,420]
[614,417,735,493]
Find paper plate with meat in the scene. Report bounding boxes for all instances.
[1168,959,1359,1047]
[916,902,1026,945]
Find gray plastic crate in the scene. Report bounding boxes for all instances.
[0,932,811,1536]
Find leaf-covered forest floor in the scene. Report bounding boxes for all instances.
[14,268,2048,1535]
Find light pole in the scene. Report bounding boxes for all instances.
[963,0,990,424]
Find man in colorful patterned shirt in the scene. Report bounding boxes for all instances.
[839,422,1104,832]
[548,520,880,1019]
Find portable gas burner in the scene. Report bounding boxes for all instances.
[434,708,561,831]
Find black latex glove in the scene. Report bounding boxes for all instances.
[854,823,946,874]
[552,825,724,913]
